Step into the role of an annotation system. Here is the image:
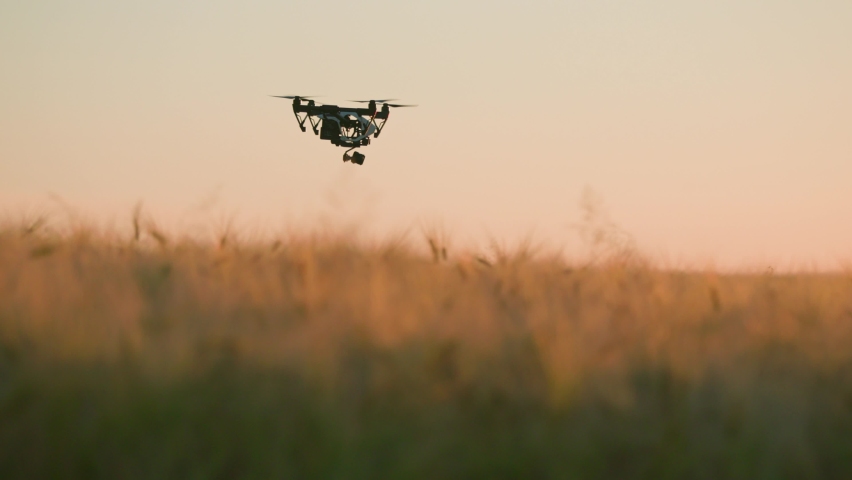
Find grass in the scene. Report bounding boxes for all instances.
[1,215,852,479]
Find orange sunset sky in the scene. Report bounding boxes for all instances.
[2,1,851,269]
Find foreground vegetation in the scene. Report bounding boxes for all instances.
[1,219,852,479]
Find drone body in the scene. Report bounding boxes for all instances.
[272,96,414,165]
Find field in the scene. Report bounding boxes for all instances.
[2,214,852,479]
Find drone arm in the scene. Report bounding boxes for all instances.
[308,115,321,135]
[292,109,308,132]
[363,111,388,139]
[373,117,387,138]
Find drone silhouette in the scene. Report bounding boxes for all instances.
[271,96,415,165]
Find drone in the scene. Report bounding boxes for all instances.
[271,96,415,165]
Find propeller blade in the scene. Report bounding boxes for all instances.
[270,95,319,100]
[386,103,417,108]
[348,99,397,103]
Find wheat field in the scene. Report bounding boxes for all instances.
[1,214,852,479]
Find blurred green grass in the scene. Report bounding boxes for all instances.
[2,219,852,479]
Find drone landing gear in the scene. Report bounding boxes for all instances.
[343,148,365,166]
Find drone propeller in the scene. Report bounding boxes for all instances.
[348,99,397,104]
[270,95,319,100]
[385,103,417,108]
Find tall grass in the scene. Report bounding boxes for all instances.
[1,214,851,479]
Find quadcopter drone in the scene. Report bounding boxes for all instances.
[271,96,415,165]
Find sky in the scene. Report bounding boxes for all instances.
[2,0,851,269]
